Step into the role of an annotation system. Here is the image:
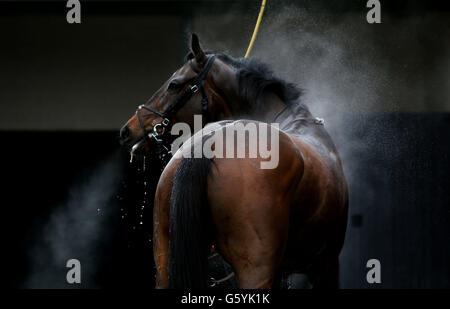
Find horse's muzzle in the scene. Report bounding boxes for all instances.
[119,125,131,145]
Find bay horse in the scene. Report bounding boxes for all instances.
[120,34,348,289]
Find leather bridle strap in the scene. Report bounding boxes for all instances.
[134,54,216,148]
[139,105,166,119]
[136,105,168,139]
[164,55,216,117]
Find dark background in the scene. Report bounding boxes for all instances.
[1,0,449,288]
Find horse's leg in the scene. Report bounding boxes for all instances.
[285,273,313,289]
[210,184,291,289]
[153,158,181,289]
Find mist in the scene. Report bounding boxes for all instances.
[24,152,122,288]
[192,3,449,204]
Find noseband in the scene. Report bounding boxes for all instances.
[131,55,216,159]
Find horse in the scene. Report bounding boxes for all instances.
[120,34,348,289]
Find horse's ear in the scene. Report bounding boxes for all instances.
[190,33,207,65]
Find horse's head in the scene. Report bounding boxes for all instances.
[120,33,237,156]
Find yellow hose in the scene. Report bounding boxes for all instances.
[244,0,267,58]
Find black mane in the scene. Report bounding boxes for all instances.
[185,51,304,116]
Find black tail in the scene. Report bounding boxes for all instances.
[168,157,213,288]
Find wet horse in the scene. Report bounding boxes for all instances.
[120,34,348,288]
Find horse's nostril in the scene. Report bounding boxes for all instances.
[120,125,130,141]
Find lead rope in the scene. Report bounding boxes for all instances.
[209,272,236,288]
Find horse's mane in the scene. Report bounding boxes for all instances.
[185,51,304,116]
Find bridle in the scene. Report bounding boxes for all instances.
[130,55,216,160]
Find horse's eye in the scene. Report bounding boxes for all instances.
[168,81,182,91]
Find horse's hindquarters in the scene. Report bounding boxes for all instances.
[206,129,304,288]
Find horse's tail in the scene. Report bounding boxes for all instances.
[168,156,213,289]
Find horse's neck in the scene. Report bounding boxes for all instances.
[255,91,286,123]
[213,85,309,124]
[251,91,311,124]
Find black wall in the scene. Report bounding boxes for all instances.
[339,113,450,288]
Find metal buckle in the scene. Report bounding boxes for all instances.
[153,123,165,136]
[209,277,217,288]
[190,85,199,93]
[149,132,163,143]
[162,118,170,126]
[314,117,325,125]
